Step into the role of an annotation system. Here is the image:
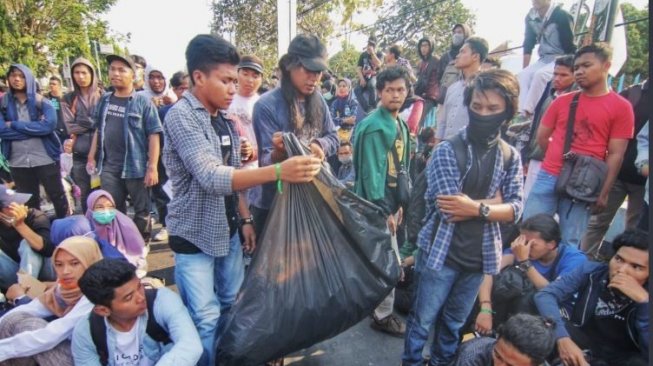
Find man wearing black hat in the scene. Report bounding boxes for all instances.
[355,35,383,113]
[227,55,264,170]
[87,54,162,238]
[251,34,338,236]
[0,188,54,291]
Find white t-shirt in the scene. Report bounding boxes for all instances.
[111,318,154,366]
[227,93,260,169]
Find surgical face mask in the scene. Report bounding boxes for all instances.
[452,33,465,47]
[338,155,353,164]
[92,209,117,225]
[323,92,333,100]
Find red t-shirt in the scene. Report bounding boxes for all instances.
[541,91,634,176]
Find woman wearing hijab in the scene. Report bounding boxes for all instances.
[0,236,103,365]
[85,190,148,277]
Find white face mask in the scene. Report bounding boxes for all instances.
[338,155,352,164]
[452,33,465,46]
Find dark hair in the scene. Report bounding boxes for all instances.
[418,127,436,143]
[464,36,489,64]
[339,141,352,148]
[186,34,240,86]
[611,229,648,253]
[497,314,556,366]
[388,45,401,59]
[78,259,137,308]
[376,66,410,92]
[483,56,502,68]
[170,71,189,88]
[278,53,324,134]
[322,79,336,94]
[554,55,575,70]
[520,214,561,245]
[129,55,147,68]
[49,76,61,83]
[575,42,612,63]
[463,69,519,118]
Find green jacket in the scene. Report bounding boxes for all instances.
[353,107,410,202]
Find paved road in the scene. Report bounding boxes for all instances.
[146,226,406,366]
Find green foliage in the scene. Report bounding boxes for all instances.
[328,42,360,79]
[620,2,648,81]
[211,0,378,80]
[0,0,118,79]
[374,0,476,63]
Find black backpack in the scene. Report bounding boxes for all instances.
[89,288,171,366]
[406,134,513,243]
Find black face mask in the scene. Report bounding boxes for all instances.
[466,107,512,147]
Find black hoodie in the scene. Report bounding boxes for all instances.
[415,38,440,101]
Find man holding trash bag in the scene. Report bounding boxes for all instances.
[162,34,322,366]
[354,66,412,337]
[402,69,524,366]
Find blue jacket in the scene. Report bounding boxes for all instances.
[94,91,162,179]
[72,287,202,366]
[0,64,61,161]
[534,261,649,358]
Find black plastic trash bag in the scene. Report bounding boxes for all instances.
[216,133,401,366]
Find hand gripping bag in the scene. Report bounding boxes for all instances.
[216,133,401,365]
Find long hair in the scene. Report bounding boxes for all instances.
[278,54,324,134]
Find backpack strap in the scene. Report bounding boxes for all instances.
[89,312,110,366]
[89,289,171,366]
[562,92,581,158]
[145,288,172,345]
[498,139,513,168]
[448,133,468,178]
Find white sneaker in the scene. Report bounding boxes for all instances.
[154,228,168,241]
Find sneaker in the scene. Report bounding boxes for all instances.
[370,314,405,337]
[154,228,168,241]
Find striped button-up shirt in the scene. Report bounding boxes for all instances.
[163,92,241,257]
[417,131,524,274]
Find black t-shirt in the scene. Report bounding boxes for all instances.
[46,93,66,140]
[357,51,383,79]
[102,95,129,174]
[0,209,53,262]
[446,144,498,272]
[582,286,640,354]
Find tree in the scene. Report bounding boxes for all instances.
[0,0,119,78]
[328,42,360,79]
[374,0,475,63]
[211,0,379,79]
[620,2,648,81]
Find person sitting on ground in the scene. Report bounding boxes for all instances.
[330,77,360,141]
[335,141,355,188]
[0,187,55,291]
[0,236,103,365]
[535,230,649,366]
[474,214,586,335]
[451,313,556,366]
[72,258,202,365]
[85,190,147,277]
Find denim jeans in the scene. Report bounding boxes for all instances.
[174,233,244,366]
[402,250,484,366]
[0,240,55,290]
[523,170,591,248]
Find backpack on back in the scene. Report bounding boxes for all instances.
[89,288,171,366]
[406,134,513,243]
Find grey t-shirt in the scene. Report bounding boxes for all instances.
[102,95,128,174]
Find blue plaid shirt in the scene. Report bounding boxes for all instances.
[95,91,162,179]
[163,92,241,257]
[417,131,524,274]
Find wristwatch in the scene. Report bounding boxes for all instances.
[239,216,255,227]
[479,203,490,219]
[517,260,533,273]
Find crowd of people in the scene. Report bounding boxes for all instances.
[0,0,649,365]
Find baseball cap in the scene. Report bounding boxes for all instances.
[0,186,31,208]
[287,35,328,73]
[106,54,137,72]
[238,60,264,74]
